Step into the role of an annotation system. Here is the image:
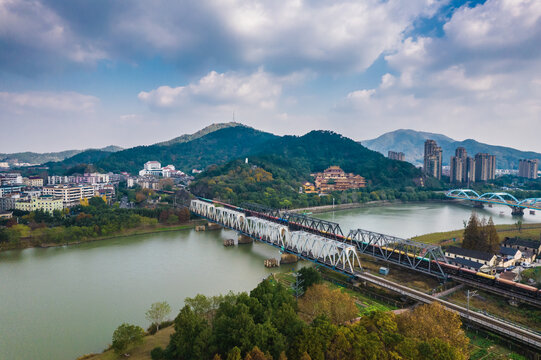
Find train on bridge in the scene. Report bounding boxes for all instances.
[190,198,541,304]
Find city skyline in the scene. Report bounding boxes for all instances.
[1,0,541,153]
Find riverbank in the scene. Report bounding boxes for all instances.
[0,219,206,253]
[292,199,450,214]
[412,222,541,245]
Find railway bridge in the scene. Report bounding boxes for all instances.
[189,198,541,351]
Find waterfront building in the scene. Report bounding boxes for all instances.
[311,166,366,192]
[42,184,95,207]
[475,153,496,181]
[388,151,405,161]
[518,159,539,179]
[423,140,442,180]
[450,147,475,184]
[15,195,63,214]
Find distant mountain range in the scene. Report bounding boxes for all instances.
[361,129,541,169]
[0,145,123,165]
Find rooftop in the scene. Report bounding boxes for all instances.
[449,257,483,270]
[503,237,541,249]
[445,246,495,262]
[500,246,519,257]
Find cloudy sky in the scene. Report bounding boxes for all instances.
[1,0,540,153]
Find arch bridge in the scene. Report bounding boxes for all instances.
[446,189,541,215]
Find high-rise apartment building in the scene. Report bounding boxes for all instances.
[474,153,496,181]
[388,151,405,161]
[519,159,539,179]
[450,147,475,184]
[423,140,442,179]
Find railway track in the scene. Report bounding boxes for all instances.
[355,272,541,350]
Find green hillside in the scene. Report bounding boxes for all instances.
[190,130,424,207]
[94,126,278,174]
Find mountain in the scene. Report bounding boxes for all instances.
[362,129,541,169]
[190,130,424,207]
[93,126,278,174]
[0,146,123,165]
[154,122,243,146]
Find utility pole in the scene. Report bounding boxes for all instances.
[292,272,304,300]
[466,289,477,318]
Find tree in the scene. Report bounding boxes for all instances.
[146,301,172,332]
[515,219,523,233]
[298,284,358,325]
[227,347,242,360]
[396,302,469,357]
[297,267,322,291]
[462,213,483,251]
[485,217,500,253]
[111,323,145,355]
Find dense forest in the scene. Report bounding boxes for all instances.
[149,277,469,360]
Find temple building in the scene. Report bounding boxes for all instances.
[310,166,366,192]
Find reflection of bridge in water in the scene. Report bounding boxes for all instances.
[446,189,541,215]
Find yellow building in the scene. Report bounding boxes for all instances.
[23,176,44,187]
[302,182,318,194]
[310,166,366,192]
[15,195,63,214]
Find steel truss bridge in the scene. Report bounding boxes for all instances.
[192,199,449,278]
[190,198,541,351]
[446,189,541,215]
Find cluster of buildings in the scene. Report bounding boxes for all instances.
[449,148,496,184]
[445,238,541,277]
[387,151,405,161]
[0,171,118,216]
[138,161,185,178]
[303,166,366,194]
[130,161,193,190]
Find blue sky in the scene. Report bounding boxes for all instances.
[1,0,540,153]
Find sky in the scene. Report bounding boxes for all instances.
[1,0,540,153]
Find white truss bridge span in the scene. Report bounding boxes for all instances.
[190,200,361,273]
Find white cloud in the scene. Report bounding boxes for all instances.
[338,0,541,151]
[0,91,99,113]
[138,69,286,109]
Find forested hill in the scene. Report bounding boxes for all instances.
[190,131,424,207]
[94,126,278,174]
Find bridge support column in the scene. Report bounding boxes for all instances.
[473,203,484,209]
[511,207,524,216]
[238,234,253,244]
[280,253,299,264]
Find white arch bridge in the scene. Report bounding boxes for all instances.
[190,199,361,274]
[446,189,541,215]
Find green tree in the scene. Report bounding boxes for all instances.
[146,301,172,332]
[111,323,145,355]
[297,267,322,292]
[485,217,500,253]
[168,305,211,360]
[462,213,483,251]
[227,347,242,360]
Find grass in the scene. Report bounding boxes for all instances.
[78,326,174,360]
[466,330,528,360]
[444,287,541,332]
[412,223,541,245]
[520,266,541,287]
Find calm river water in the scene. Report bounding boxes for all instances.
[0,201,538,360]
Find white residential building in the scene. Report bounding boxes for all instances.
[42,184,95,207]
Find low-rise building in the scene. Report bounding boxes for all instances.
[0,185,24,197]
[0,194,20,211]
[0,211,13,219]
[498,246,522,267]
[139,161,185,177]
[302,182,318,194]
[42,184,95,207]
[502,237,541,263]
[445,246,497,267]
[23,176,44,187]
[15,195,63,214]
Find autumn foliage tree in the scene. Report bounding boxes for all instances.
[298,284,358,325]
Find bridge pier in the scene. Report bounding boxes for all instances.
[238,234,253,244]
[511,207,524,216]
[472,202,484,209]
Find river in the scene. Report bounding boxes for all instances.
[0,201,538,360]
